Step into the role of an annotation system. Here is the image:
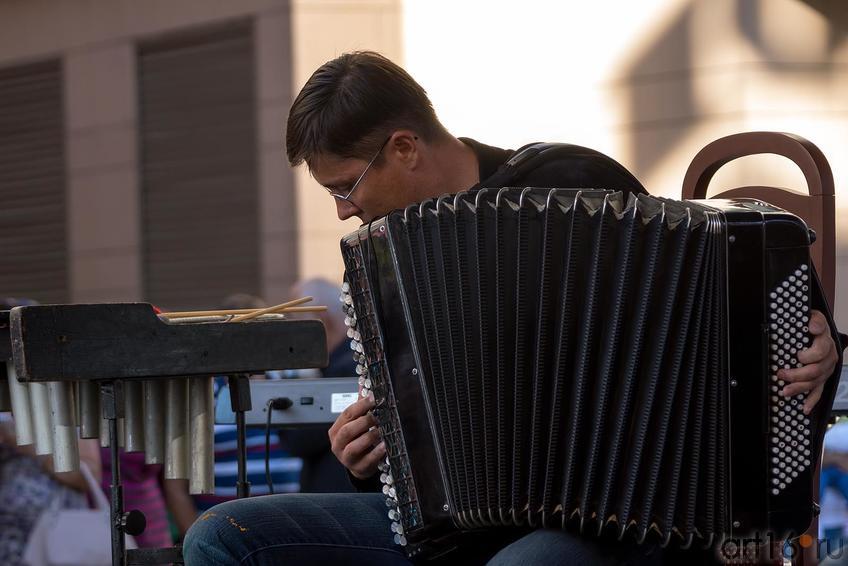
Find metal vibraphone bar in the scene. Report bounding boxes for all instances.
[3,303,328,566]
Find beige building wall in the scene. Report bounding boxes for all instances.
[403,0,848,328]
[64,43,141,303]
[607,0,848,328]
[0,0,402,304]
[0,0,297,303]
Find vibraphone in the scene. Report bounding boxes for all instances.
[3,303,327,566]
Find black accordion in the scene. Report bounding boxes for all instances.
[339,189,830,558]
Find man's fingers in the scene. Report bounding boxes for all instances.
[349,442,387,480]
[809,309,827,335]
[343,430,385,479]
[326,392,382,479]
[342,427,382,464]
[774,309,837,414]
[781,378,817,398]
[339,394,375,423]
[333,413,378,451]
[329,394,374,436]
[803,383,824,415]
[796,332,832,365]
[779,362,823,385]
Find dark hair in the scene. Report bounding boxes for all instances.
[286,51,447,167]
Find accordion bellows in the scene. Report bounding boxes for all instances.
[340,189,824,558]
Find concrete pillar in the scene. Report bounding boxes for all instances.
[65,43,142,303]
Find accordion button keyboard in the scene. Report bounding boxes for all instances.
[768,263,813,496]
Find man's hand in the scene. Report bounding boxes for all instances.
[328,394,385,479]
[779,309,839,414]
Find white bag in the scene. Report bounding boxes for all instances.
[22,463,138,566]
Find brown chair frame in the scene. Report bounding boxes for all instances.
[682,131,837,566]
[682,131,835,307]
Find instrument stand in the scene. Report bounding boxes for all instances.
[102,380,182,566]
[101,374,253,565]
[102,380,127,566]
[227,373,253,499]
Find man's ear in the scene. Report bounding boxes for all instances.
[387,130,420,170]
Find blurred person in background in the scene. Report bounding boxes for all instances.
[192,293,302,513]
[820,420,848,565]
[278,277,357,493]
[0,297,102,565]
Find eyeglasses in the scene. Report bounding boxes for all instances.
[325,135,392,202]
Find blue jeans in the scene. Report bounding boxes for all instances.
[182,493,666,565]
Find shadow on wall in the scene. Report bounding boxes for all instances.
[616,1,697,184]
[749,0,848,59]
[617,0,847,187]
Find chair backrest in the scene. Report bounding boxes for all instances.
[682,131,836,309]
[683,131,836,566]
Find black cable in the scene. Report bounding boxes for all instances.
[265,397,293,496]
[265,398,275,495]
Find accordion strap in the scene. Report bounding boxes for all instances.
[479,142,646,195]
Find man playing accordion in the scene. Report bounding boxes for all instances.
[183,51,841,566]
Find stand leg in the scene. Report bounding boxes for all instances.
[227,374,252,499]
[236,410,249,498]
[102,381,125,566]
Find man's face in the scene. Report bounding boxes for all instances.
[309,138,418,224]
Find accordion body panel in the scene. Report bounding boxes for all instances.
[340,189,826,558]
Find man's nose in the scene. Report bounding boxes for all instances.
[335,198,361,222]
